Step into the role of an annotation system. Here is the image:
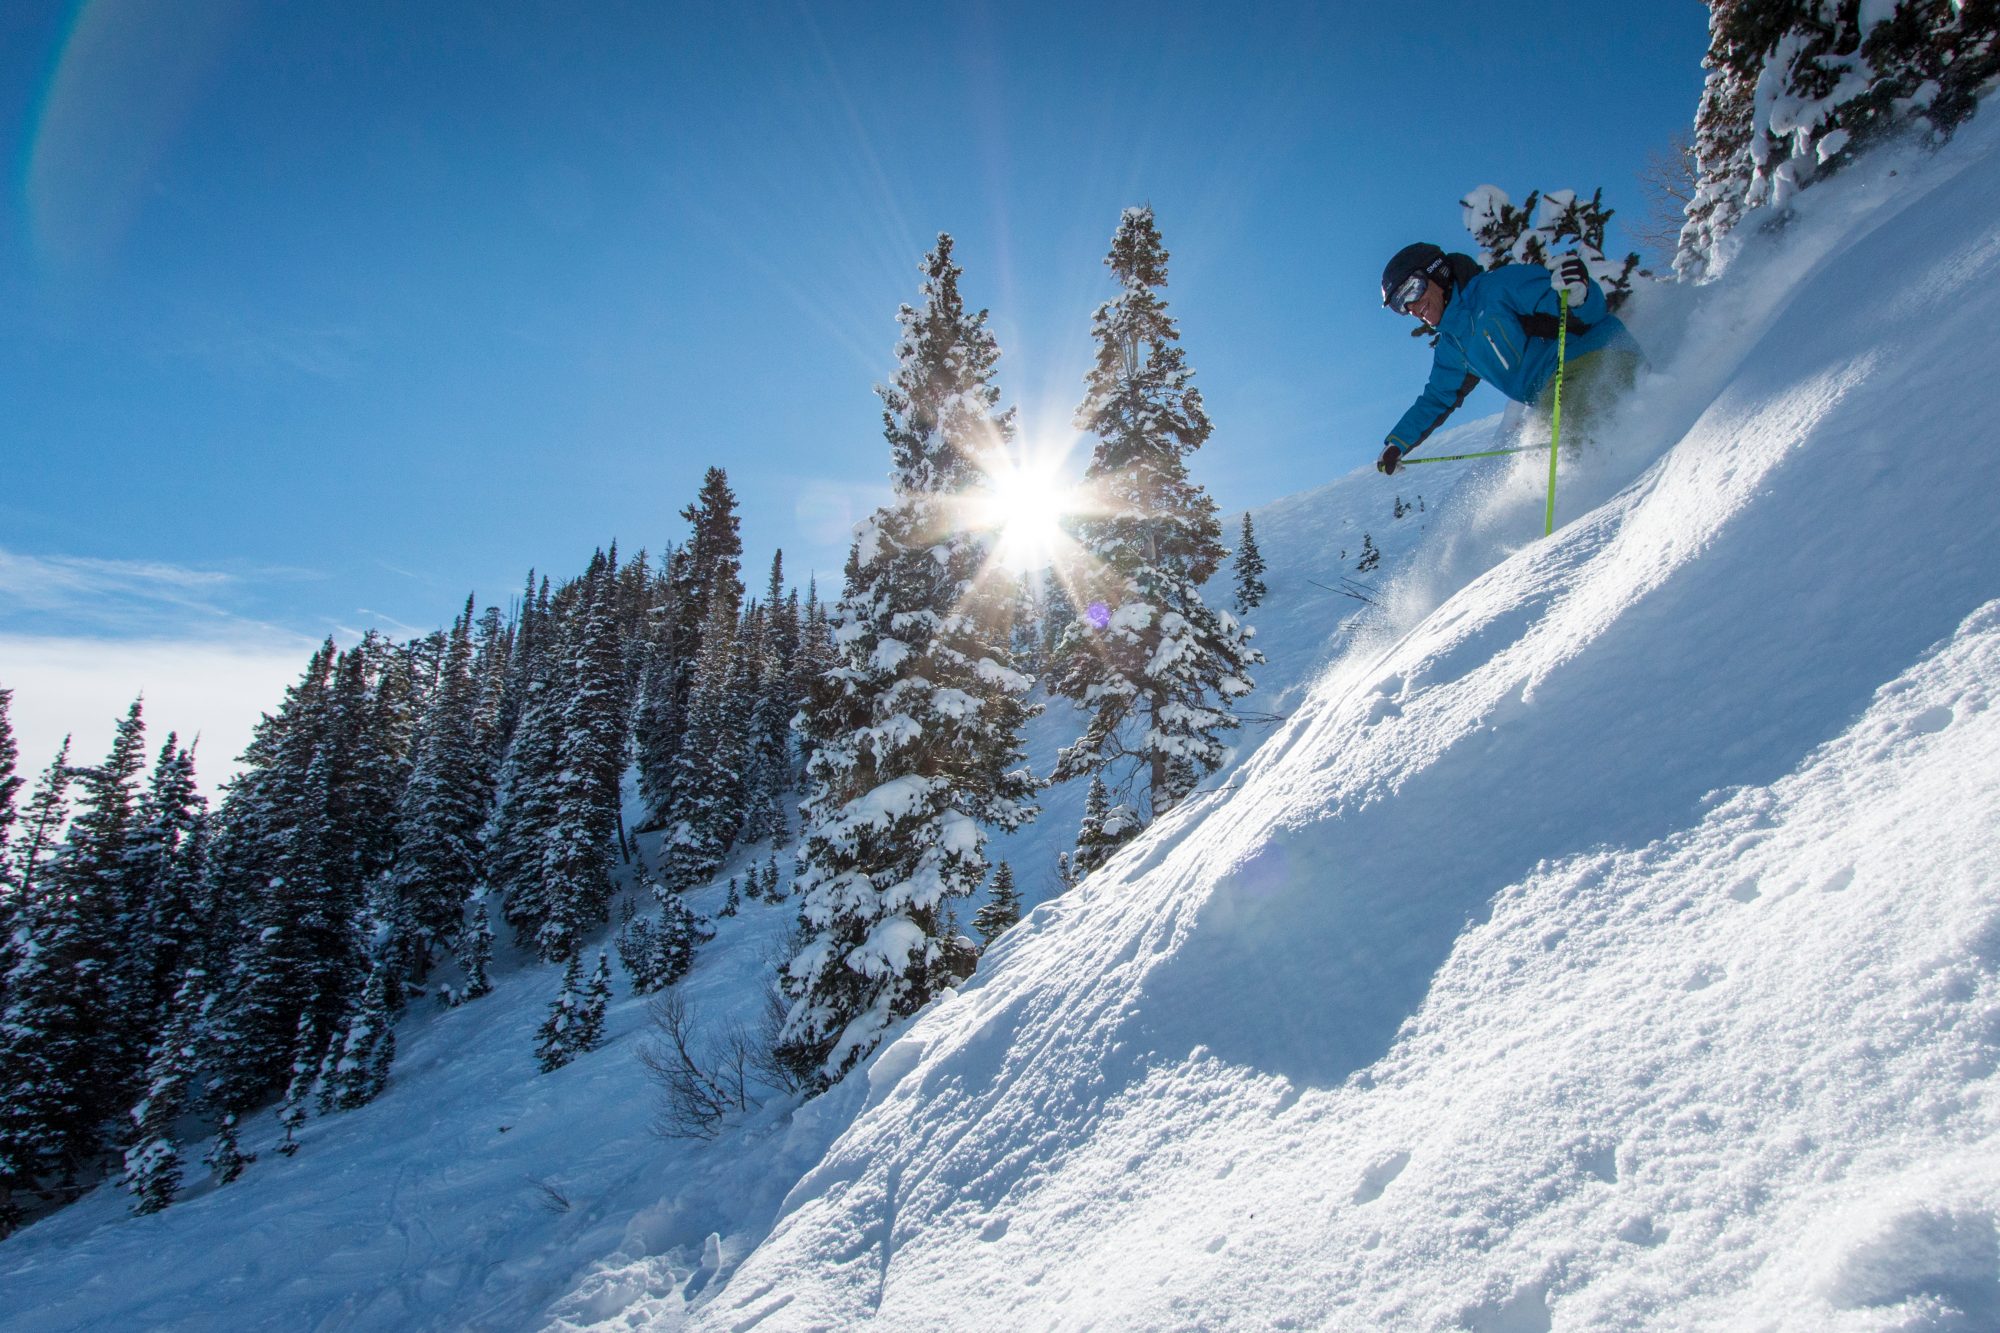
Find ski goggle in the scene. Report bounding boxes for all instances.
[1385,271,1429,314]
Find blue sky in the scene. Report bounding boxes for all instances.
[0,0,1707,779]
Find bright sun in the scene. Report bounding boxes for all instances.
[981,456,1072,573]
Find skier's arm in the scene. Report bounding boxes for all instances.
[1513,261,1606,340]
[1386,351,1480,458]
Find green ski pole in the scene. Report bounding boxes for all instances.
[1400,443,1551,465]
[1544,290,1569,537]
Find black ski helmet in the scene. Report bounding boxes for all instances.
[1381,242,1452,309]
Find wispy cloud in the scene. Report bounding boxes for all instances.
[154,314,371,383]
[0,546,318,640]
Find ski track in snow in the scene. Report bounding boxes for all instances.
[4,114,2000,1333]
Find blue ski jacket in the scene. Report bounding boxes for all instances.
[1385,263,1638,457]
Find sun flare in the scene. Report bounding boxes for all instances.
[978,454,1075,574]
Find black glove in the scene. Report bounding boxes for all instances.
[1377,443,1403,476]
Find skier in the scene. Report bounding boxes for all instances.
[1373,243,1642,476]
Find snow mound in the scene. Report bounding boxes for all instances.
[688,122,2000,1328]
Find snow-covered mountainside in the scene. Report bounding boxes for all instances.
[4,116,1998,1333]
[679,127,2000,1328]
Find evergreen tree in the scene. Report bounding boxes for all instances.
[637,471,746,830]
[535,556,629,960]
[1051,208,1261,824]
[657,890,708,986]
[274,1007,319,1156]
[615,914,664,992]
[1233,513,1267,613]
[972,861,1022,948]
[0,737,72,1222]
[1056,850,1077,892]
[6,737,72,903]
[119,972,202,1215]
[200,641,369,1119]
[721,876,741,917]
[536,955,584,1073]
[1459,185,1641,309]
[572,951,611,1056]
[0,703,150,1191]
[203,1111,253,1186]
[1039,572,1078,668]
[127,737,208,1021]
[393,597,488,972]
[660,589,750,889]
[743,551,800,844]
[1073,774,1141,877]
[361,872,417,1015]
[764,854,782,901]
[0,686,20,891]
[456,902,495,1002]
[1678,0,1999,277]
[1357,533,1381,573]
[492,616,567,949]
[1678,2,1759,281]
[778,234,1041,1093]
[327,965,395,1110]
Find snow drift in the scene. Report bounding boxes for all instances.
[688,125,2000,1329]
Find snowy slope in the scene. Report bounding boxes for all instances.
[678,125,2000,1329]
[0,285,1487,1333]
[6,115,1998,1333]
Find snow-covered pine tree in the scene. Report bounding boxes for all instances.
[202,1111,253,1186]
[8,735,71,902]
[534,553,629,961]
[791,577,838,786]
[615,914,663,992]
[1051,207,1261,826]
[392,597,489,974]
[1357,533,1381,573]
[659,889,709,985]
[572,951,611,1056]
[119,971,203,1215]
[274,1007,319,1156]
[127,736,207,1023]
[632,553,687,831]
[361,872,417,1015]
[199,639,379,1123]
[495,570,548,758]
[0,686,20,895]
[492,609,567,949]
[743,551,800,845]
[763,854,782,901]
[1234,513,1267,613]
[322,962,395,1110]
[0,701,149,1192]
[636,471,746,831]
[778,234,1041,1093]
[1678,1,1760,281]
[536,954,583,1073]
[660,588,750,889]
[456,902,494,1002]
[1073,773,1142,877]
[1056,850,1077,892]
[972,861,1022,948]
[721,877,741,916]
[1678,0,1999,277]
[1458,185,1642,309]
[0,737,72,1226]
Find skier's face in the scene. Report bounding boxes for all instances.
[1408,280,1446,327]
